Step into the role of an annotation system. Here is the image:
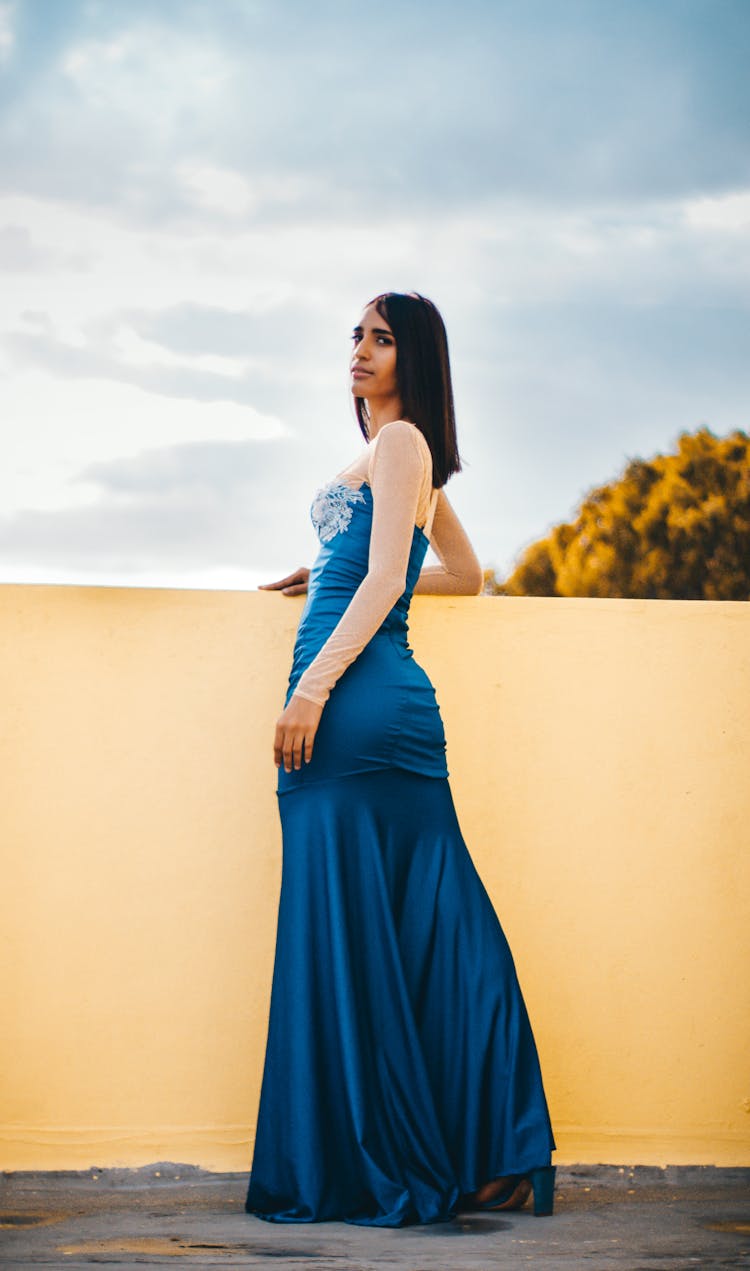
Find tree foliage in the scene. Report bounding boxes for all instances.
[489,427,750,600]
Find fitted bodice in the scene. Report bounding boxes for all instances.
[286,478,431,700]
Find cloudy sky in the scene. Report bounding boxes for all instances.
[1,0,748,591]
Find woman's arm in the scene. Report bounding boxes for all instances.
[291,420,429,708]
[413,488,484,595]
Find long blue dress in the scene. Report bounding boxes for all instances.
[245,475,555,1227]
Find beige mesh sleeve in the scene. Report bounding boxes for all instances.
[292,420,431,708]
[412,488,485,595]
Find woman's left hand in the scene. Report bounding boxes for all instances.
[274,695,324,772]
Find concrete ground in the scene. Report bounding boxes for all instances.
[1,1163,748,1269]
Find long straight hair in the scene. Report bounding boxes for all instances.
[353,291,462,488]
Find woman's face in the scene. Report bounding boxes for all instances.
[350,304,399,405]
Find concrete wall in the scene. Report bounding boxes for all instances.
[1,584,748,1171]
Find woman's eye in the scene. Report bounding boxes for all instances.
[349,332,392,345]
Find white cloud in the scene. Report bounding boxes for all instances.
[174,160,318,221]
[682,189,750,233]
[60,24,230,130]
[0,369,283,513]
[176,162,258,218]
[108,325,250,379]
[0,2,15,64]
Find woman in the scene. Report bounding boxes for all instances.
[245,292,556,1227]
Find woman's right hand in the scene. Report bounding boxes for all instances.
[258,566,310,596]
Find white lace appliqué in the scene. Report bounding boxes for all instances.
[310,479,366,544]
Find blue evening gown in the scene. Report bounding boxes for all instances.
[245,475,555,1227]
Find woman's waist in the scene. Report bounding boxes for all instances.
[288,622,421,693]
[303,558,417,621]
[295,594,411,649]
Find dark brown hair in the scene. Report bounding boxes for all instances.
[353,291,462,488]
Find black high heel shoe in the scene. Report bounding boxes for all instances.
[471,1164,556,1216]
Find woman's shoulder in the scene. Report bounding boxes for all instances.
[372,417,427,444]
[367,420,434,528]
[369,419,432,467]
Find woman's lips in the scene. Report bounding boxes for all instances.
[351,368,373,379]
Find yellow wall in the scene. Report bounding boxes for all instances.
[1,584,748,1172]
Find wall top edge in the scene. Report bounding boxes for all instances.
[0,580,748,615]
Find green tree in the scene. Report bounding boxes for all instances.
[488,427,750,600]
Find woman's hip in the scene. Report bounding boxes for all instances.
[278,647,448,790]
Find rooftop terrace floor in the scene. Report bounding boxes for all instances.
[1,1163,749,1269]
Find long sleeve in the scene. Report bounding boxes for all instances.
[292,420,431,708]
[412,488,484,595]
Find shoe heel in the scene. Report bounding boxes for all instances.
[529,1165,556,1216]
